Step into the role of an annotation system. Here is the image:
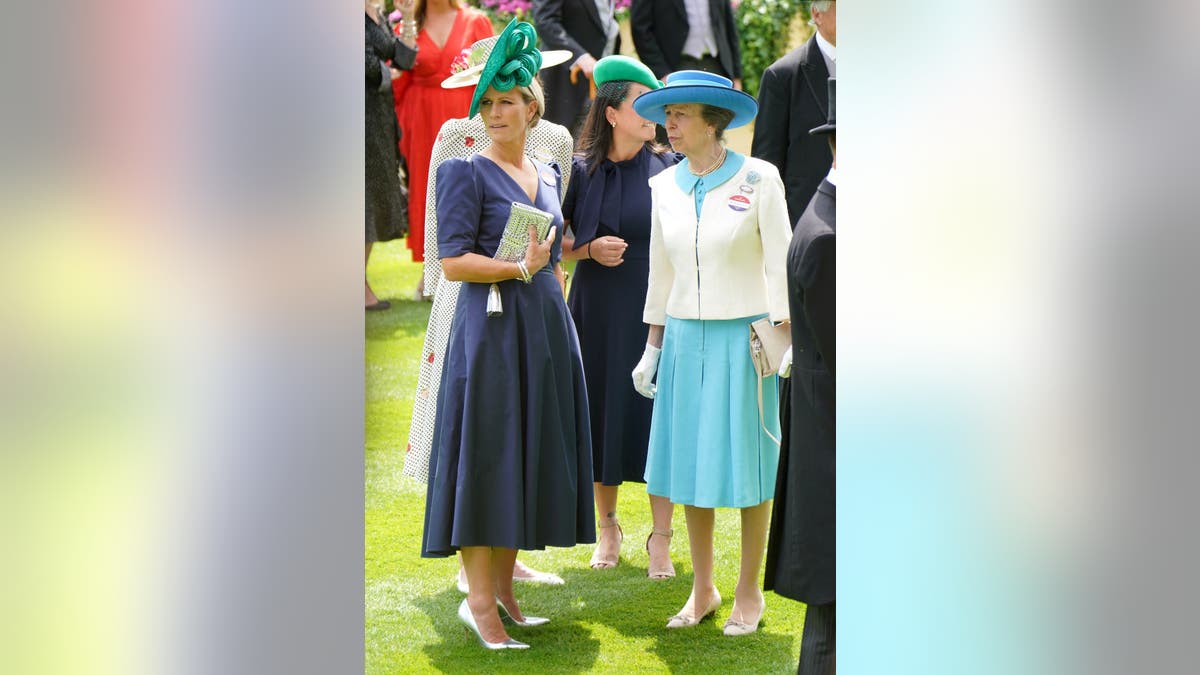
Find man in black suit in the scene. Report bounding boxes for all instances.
[751,0,835,227]
[764,78,835,675]
[533,0,621,134]
[630,0,743,87]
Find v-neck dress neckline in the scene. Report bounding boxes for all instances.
[419,8,464,52]
[476,154,542,206]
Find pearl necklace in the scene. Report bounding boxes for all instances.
[690,146,728,178]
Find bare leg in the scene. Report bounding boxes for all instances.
[490,547,523,620]
[590,483,622,569]
[460,546,511,644]
[731,500,772,624]
[459,554,561,587]
[646,493,675,578]
[512,557,563,583]
[674,505,719,619]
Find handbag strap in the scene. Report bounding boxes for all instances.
[757,376,780,445]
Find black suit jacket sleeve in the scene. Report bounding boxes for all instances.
[802,233,836,375]
[719,0,743,79]
[533,0,588,60]
[630,0,671,79]
[751,64,789,171]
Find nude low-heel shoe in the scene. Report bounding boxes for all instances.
[458,599,529,650]
[665,591,722,629]
[722,613,765,636]
[722,594,766,636]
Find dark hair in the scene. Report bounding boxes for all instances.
[699,105,736,142]
[575,80,667,174]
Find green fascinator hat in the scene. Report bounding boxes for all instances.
[593,55,662,91]
[440,20,572,119]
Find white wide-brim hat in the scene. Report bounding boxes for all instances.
[441,36,571,90]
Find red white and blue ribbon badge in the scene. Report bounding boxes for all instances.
[727,194,751,212]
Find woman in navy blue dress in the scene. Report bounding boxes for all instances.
[560,56,680,578]
[420,21,593,650]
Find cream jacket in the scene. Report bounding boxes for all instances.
[643,155,792,324]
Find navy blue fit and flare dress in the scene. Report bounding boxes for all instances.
[562,147,678,486]
[421,154,596,557]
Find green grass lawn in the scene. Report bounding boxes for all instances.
[366,239,805,673]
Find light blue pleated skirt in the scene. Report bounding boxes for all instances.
[644,315,781,508]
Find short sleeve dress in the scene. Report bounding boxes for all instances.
[421,155,596,557]
[562,147,679,486]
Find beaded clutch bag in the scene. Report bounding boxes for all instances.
[494,202,553,262]
[487,202,554,316]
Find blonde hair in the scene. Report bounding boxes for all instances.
[517,79,545,128]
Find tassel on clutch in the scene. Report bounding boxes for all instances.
[486,283,503,316]
[486,202,554,317]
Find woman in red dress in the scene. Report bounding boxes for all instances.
[392,0,493,290]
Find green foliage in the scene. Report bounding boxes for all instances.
[736,0,808,98]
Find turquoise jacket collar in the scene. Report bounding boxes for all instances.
[675,150,746,194]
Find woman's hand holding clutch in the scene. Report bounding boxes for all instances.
[523,224,556,276]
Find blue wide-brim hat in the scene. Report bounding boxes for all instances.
[631,70,758,128]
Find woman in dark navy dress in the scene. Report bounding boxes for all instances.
[420,21,593,651]
[560,56,680,578]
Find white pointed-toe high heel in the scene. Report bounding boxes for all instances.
[457,599,530,650]
[496,597,550,627]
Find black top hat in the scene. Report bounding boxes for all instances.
[809,78,835,135]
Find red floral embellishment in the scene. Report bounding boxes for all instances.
[405,442,411,453]
[464,136,475,148]
[427,352,436,363]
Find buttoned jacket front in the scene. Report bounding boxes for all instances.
[643,154,792,325]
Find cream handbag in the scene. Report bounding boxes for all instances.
[749,318,791,444]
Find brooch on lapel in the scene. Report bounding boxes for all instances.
[727,195,751,212]
[739,184,755,194]
[746,170,761,185]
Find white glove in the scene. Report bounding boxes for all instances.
[778,346,793,379]
[632,344,661,399]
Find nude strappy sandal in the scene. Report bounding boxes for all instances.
[589,518,623,569]
[646,527,675,579]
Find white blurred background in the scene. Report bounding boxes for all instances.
[1,1,1198,673]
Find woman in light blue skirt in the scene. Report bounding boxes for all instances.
[630,72,792,637]
[645,316,780,508]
